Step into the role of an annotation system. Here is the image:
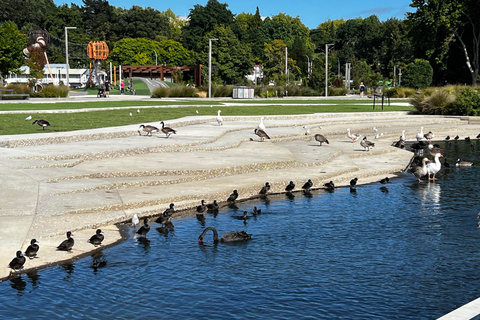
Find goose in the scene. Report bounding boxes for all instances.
[285,181,295,192]
[456,159,473,166]
[424,131,434,142]
[346,128,361,143]
[257,116,266,131]
[160,121,176,138]
[198,227,252,243]
[416,127,424,141]
[138,124,159,136]
[302,179,313,191]
[426,153,443,180]
[32,119,50,130]
[259,182,271,195]
[428,144,443,156]
[132,214,139,228]
[227,190,238,202]
[57,231,74,251]
[25,115,32,121]
[254,128,270,141]
[215,110,223,126]
[314,134,329,146]
[207,200,219,213]
[24,239,39,259]
[412,157,430,182]
[9,251,26,270]
[88,229,104,246]
[136,218,150,236]
[360,136,375,151]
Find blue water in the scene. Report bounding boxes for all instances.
[2,141,480,320]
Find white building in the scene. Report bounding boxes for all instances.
[6,64,106,88]
[245,65,264,84]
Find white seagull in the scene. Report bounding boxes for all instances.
[258,116,266,131]
[25,115,32,121]
[216,110,223,126]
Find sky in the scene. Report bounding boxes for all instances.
[55,0,415,29]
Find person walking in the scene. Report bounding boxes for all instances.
[104,79,110,97]
[359,81,365,97]
[120,80,125,95]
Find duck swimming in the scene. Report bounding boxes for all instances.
[198,227,252,243]
[137,218,150,236]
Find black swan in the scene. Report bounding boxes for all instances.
[88,229,104,246]
[9,251,26,270]
[32,119,50,130]
[24,239,39,259]
[198,227,252,243]
[57,231,74,251]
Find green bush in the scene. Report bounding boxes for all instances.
[7,83,69,97]
[410,90,455,115]
[328,87,348,96]
[151,85,198,98]
[212,85,233,97]
[446,87,480,115]
[402,59,433,89]
[151,87,170,98]
[385,87,416,98]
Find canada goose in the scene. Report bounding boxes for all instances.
[88,229,104,246]
[57,231,74,251]
[227,190,238,202]
[25,239,39,259]
[160,121,177,138]
[9,251,26,270]
[285,181,295,192]
[456,159,473,166]
[360,137,375,151]
[254,128,270,141]
[257,116,266,131]
[138,124,160,136]
[426,153,443,180]
[346,128,361,143]
[302,179,313,191]
[216,110,223,126]
[32,119,50,130]
[314,134,329,146]
[259,182,271,195]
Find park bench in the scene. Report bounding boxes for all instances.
[0,88,30,100]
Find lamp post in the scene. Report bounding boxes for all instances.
[325,43,334,97]
[65,26,77,88]
[208,38,218,98]
[151,49,158,65]
[394,65,398,87]
[305,55,310,79]
[285,46,288,85]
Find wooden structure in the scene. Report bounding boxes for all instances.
[87,41,109,60]
[121,65,202,88]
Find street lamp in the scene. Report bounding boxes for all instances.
[394,65,398,87]
[65,26,77,88]
[325,43,334,97]
[151,49,158,65]
[305,55,311,79]
[208,38,218,98]
[285,46,288,85]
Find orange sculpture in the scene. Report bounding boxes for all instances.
[87,41,109,60]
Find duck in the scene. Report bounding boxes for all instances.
[476,134,480,139]
[302,179,313,191]
[92,258,107,269]
[163,203,175,217]
[24,239,39,259]
[426,153,443,180]
[198,227,252,243]
[428,144,443,156]
[346,128,361,143]
[350,177,358,188]
[206,200,219,213]
[324,181,335,190]
[360,136,375,151]
[196,200,207,215]
[285,181,295,193]
[380,177,390,185]
[259,182,271,195]
[32,119,50,130]
[465,136,471,142]
[445,135,450,140]
[412,157,430,183]
[254,128,270,141]
[416,127,424,141]
[257,116,266,131]
[88,229,104,246]
[253,206,262,215]
[314,134,329,146]
[424,131,434,142]
[160,121,177,138]
[132,213,140,228]
[138,124,159,136]
[137,218,150,236]
[227,190,238,202]
[216,110,223,126]
[456,159,473,166]
[454,135,460,140]
[57,231,74,251]
[9,251,26,270]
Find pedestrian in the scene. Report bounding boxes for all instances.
[359,81,365,97]
[104,79,110,97]
[121,80,125,95]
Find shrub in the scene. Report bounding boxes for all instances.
[410,90,455,114]
[446,87,480,115]
[328,87,348,96]
[151,87,170,98]
[402,59,433,89]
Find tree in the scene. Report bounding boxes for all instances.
[402,59,433,88]
[261,39,300,85]
[0,21,27,83]
[116,6,170,40]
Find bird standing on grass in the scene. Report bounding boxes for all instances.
[32,119,50,130]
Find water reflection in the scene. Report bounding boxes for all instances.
[136,236,151,252]
[61,263,75,280]
[9,275,26,296]
[26,270,40,289]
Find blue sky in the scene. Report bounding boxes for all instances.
[56,0,414,29]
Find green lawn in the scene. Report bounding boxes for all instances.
[83,78,150,96]
[0,99,414,136]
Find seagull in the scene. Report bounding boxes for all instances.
[401,130,406,141]
[25,115,32,121]
[303,125,310,135]
[196,110,199,114]
[216,110,223,126]
[258,116,266,131]
[132,213,140,228]
[137,109,140,113]
[373,127,378,133]
[129,112,132,117]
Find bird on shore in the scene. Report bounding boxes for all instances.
[454,135,460,140]
[476,134,480,139]
[285,181,295,193]
[57,231,74,252]
[25,239,39,259]
[314,134,329,146]
[465,136,471,142]
[254,128,270,141]
[9,251,26,270]
[412,157,430,183]
[324,181,335,191]
[258,116,266,131]
[360,137,375,151]
[350,177,358,188]
[380,177,390,185]
[132,214,139,228]
[456,159,473,166]
[163,203,175,217]
[302,179,313,191]
[347,128,361,143]
[216,110,223,126]
[373,127,378,133]
[137,218,150,236]
[424,131,434,142]
[259,182,271,195]
[160,121,177,138]
[32,119,50,130]
[207,200,219,213]
[227,190,239,203]
[138,124,159,136]
[303,125,310,135]
[88,229,104,246]
[445,135,450,140]
[416,127,424,141]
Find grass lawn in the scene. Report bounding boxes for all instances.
[0,99,414,136]
[83,79,150,96]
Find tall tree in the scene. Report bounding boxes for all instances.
[0,21,27,83]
